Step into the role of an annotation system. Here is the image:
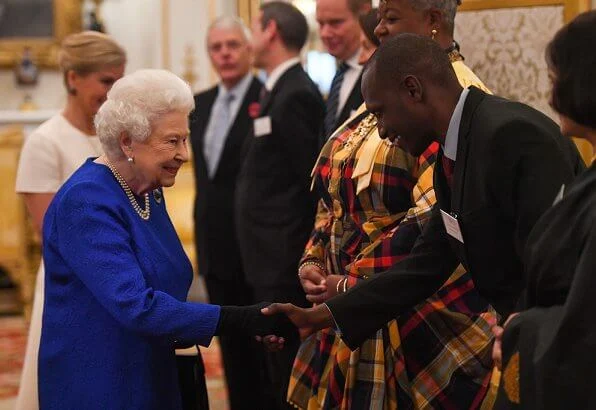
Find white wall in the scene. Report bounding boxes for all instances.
[0,0,237,110]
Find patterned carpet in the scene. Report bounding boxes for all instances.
[0,314,229,409]
[0,316,25,400]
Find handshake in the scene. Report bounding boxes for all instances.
[216,302,298,341]
[216,302,335,348]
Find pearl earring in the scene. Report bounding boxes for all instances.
[431,29,438,40]
[127,156,134,163]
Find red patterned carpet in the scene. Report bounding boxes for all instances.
[0,316,25,400]
[0,315,229,409]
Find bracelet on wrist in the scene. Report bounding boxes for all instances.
[343,277,348,293]
[299,259,327,275]
[335,277,345,294]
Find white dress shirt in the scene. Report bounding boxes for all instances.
[443,87,471,161]
[265,57,302,91]
[337,49,363,117]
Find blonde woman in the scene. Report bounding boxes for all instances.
[15,31,126,410]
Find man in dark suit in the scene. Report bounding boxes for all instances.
[263,34,584,351]
[235,2,325,409]
[189,16,263,410]
[317,0,370,142]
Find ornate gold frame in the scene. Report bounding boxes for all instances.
[459,0,591,22]
[237,0,591,23]
[0,0,83,68]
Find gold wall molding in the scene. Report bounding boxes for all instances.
[459,0,591,22]
[209,0,218,86]
[0,126,37,318]
[0,0,83,68]
[161,0,171,69]
[237,0,260,26]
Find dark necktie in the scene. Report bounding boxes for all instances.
[258,87,270,110]
[442,154,455,189]
[324,62,350,137]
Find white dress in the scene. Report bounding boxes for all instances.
[14,114,103,410]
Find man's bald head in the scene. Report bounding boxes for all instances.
[361,33,462,155]
[364,32,458,90]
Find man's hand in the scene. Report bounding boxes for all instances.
[261,303,334,340]
[298,264,327,298]
[491,312,519,370]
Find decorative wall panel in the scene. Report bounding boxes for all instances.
[455,6,562,120]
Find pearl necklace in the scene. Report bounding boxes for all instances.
[105,159,150,220]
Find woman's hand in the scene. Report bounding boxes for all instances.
[305,274,345,304]
[298,263,327,297]
[491,313,519,370]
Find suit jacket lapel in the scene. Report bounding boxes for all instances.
[451,86,486,212]
[336,73,363,128]
[259,64,300,115]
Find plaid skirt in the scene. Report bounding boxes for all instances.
[288,268,498,410]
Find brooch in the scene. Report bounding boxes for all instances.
[153,189,163,204]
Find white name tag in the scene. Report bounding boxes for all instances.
[254,116,272,137]
[440,209,464,243]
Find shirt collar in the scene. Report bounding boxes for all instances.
[217,72,253,101]
[443,87,470,161]
[345,49,362,72]
[265,57,301,91]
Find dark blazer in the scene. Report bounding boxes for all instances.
[190,76,263,281]
[327,86,585,349]
[235,63,325,288]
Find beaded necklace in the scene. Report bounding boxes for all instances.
[105,159,150,220]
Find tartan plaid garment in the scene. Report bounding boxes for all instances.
[289,60,498,410]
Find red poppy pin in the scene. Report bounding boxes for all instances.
[248,102,261,119]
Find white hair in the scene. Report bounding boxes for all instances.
[207,15,252,43]
[408,0,460,31]
[95,69,194,158]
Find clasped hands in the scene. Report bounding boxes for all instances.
[224,263,339,351]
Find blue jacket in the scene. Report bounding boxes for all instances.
[39,158,220,409]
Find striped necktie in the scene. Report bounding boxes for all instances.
[324,62,350,137]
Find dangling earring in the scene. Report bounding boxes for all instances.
[127,156,134,163]
[431,29,437,40]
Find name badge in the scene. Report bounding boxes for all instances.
[254,116,272,138]
[440,209,464,243]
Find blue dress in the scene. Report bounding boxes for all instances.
[39,158,220,409]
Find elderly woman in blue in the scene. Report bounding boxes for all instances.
[39,69,288,409]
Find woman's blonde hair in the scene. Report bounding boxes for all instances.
[58,31,126,93]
